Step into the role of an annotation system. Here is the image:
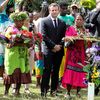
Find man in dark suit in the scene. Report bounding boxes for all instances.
[40,3,66,97]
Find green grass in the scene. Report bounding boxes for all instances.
[0,76,100,100]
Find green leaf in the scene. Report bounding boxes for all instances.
[94,78,100,87]
[83,64,91,72]
[24,39,31,43]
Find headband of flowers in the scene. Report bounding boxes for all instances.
[10,12,29,21]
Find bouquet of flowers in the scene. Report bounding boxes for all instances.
[83,45,100,87]
[20,30,33,43]
[8,28,33,47]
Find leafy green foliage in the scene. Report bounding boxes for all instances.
[95,78,100,87]
[83,64,91,73]
[10,12,28,21]
[15,0,76,11]
[80,0,96,10]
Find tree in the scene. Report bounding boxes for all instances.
[80,0,96,10]
[16,0,80,11]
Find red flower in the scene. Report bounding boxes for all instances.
[34,33,42,42]
[20,30,33,38]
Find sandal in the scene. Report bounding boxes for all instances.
[41,92,47,98]
[76,92,81,98]
[64,93,72,100]
[24,89,31,94]
[12,88,16,94]
[12,91,20,96]
[50,91,58,97]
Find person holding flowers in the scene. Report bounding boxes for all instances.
[3,12,32,96]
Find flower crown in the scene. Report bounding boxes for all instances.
[10,12,28,21]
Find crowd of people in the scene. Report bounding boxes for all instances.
[0,0,100,99]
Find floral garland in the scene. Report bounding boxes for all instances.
[10,12,28,21]
[74,26,90,36]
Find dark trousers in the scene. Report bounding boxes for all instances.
[41,52,63,93]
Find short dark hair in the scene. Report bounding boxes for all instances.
[59,1,68,8]
[49,3,60,10]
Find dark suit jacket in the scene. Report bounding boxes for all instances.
[40,15,66,56]
[90,9,100,37]
[41,16,66,54]
[85,11,96,35]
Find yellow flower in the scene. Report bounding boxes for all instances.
[93,67,96,72]
[92,72,99,79]
[5,27,12,39]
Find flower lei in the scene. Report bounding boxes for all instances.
[74,26,91,48]
[74,26,89,36]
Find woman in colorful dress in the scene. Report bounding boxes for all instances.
[0,0,15,77]
[62,14,91,99]
[3,12,32,96]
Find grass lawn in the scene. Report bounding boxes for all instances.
[0,76,100,100]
